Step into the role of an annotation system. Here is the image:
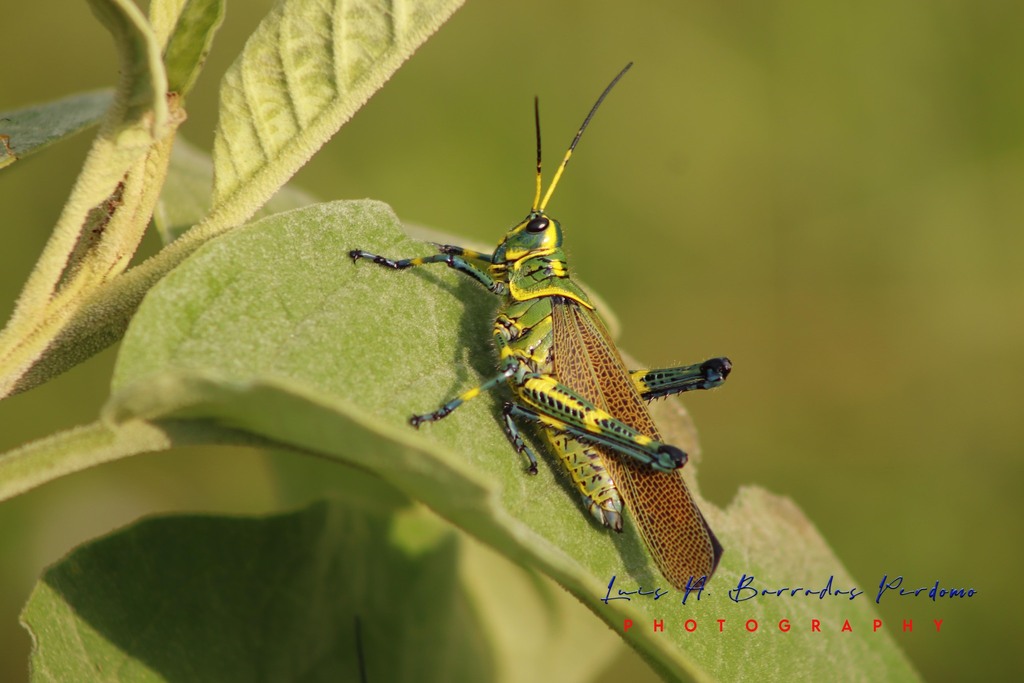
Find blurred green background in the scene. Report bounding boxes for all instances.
[2,1,1021,681]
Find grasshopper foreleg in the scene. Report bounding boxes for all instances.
[409,365,517,428]
[430,244,495,263]
[501,402,540,474]
[349,246,506,295]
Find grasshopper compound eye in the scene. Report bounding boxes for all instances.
[526,216,550,233]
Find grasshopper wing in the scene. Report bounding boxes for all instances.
[550,297,723,587]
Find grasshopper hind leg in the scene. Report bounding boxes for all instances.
[503,404,623,529]
[631,357,733,401]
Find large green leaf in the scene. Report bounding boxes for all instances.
[21,499,621,683]
[21,502,481,682]
[100,201,920,681]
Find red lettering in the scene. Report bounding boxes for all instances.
[745,619,758,632]
[934,619,943,633]
[717,619,726,632]
[811,619,821,632]
[873,619,882,632]
[653,619,665,632]
[684,619,697,633]
[779,619,790,633]
[623,619,633,632]
[841,619,852,632]
[903,620,913,632]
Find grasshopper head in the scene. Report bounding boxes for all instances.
[492,211,562,263]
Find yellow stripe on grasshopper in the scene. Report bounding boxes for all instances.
[520,376,655,448]
[459,386,482,401]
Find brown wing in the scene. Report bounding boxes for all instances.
[550,297,722,588]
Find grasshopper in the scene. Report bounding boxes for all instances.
[350,63,730,588]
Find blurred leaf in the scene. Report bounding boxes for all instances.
[0,417,271,505]
[0,91,114,170]
[155,137,317,244]
[0,0,175,399]
[0,0,463,400]
[21,501,494,682]
[103,200,920,681]
[86,0,169,129]
[203,0,465,235]
[149,0,189,48]
[161,0,226,96]
[0,421,170,504]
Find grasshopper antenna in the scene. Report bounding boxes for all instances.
[538,62,633,211]
[531,96,543,211]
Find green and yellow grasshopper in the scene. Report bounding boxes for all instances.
[350,64,730,588]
